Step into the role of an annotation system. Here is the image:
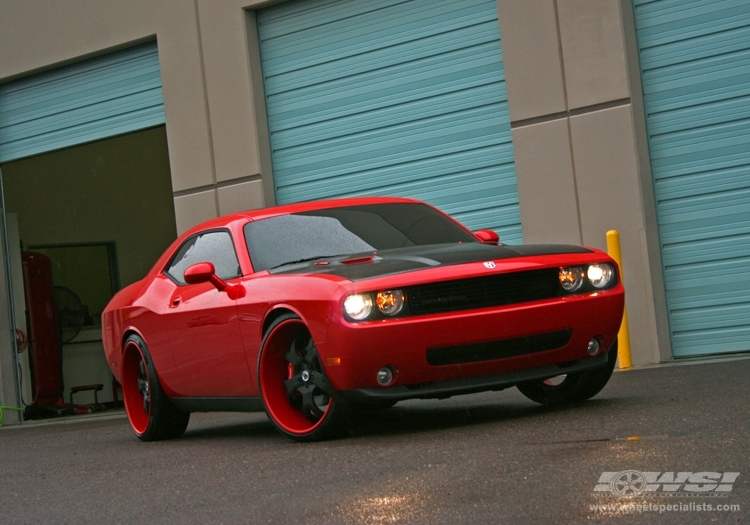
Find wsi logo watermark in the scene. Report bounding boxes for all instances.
[593,471,740,498]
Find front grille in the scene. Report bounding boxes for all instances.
[407,268,561,315]
[427,330,572,366]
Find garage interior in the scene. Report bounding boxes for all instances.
[1,126,176,418]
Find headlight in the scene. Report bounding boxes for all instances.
[559,267,585,292]
[344,294,373,321]
[588,263,615,289]
[376,290,405,316]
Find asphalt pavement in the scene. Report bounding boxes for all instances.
[1,356,748,524]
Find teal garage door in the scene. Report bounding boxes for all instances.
[257,0,522,242]
[0,41,164,163]
[634,0,750,357]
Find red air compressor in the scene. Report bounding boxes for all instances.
[21,252,63,406]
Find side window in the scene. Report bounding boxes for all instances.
[165,230,241,284]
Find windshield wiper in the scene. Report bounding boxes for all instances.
[270,255,343,270]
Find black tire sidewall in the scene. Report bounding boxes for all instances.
[516,339,618,405]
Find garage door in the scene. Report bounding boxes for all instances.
[634,0,750,356]
[257,0,522,242]
[0,41,164,163]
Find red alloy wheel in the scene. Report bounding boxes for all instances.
[120,334,190,441]
[259,315,345,441]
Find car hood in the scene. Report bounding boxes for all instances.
[268,242,592,281]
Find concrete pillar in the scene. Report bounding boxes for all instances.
[158,0,272,234]
[497,0,672,364]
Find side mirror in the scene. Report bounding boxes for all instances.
[183,262,246,299]
[184,262,226,291]
[475,229,500,245]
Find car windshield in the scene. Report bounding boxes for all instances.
[243,202,478,272]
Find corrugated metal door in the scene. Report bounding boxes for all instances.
[0,41,165,163]
[257,0,521,242]
[634,0,750,357]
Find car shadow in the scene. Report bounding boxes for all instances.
[171,395,625,443]
[180,417,277,441]
[344,396,624,440]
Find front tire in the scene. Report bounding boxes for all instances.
[258,314,348,442]
[516,339,618,406]
[121,334,190,441]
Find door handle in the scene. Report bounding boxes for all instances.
[170,296,182,308]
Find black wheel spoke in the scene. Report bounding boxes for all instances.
[283,376,303,398]
[311,372,334,397]
[299,384,325,421]
[285,337,305,368]
[282,368,330,423]
[137,359,150,413]
[300,338,317,367]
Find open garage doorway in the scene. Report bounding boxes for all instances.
[1,126,176,419]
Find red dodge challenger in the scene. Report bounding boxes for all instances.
[102,197,624,442]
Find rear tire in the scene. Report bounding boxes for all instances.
[121,334,190,441]
[516,339,618,406]
[258,314,348,442]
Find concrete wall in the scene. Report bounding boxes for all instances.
[0,0,271,237]
[497,0,671,365]
[0,0,671,371]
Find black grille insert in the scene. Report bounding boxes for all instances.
[427,329,572,366]
[407,268,561,315]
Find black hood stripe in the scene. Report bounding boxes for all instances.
[270,243,593,281]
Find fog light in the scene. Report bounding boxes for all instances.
[376,366,395,386]
[376,290,405,316]
[559,267,585,292]
[587,338,601,356]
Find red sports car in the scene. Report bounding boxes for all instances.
[102,197,624,442]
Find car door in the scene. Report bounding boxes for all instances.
[162,229,252,397]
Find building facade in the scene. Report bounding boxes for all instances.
[1,0,748,424]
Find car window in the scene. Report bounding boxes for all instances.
[244,202,478,272]
[165,230,241,284]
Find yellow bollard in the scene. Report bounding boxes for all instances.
[606,230,632,369]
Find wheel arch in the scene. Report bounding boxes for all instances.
[119,329,148,385]
[262,306,303,339]
[120,328,176,393]
[102,328,147,384]
[121,328,146,353]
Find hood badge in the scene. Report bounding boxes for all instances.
[483,261,496,269]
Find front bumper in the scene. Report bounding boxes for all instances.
[338,348,612,403]
[317,286,624,394]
